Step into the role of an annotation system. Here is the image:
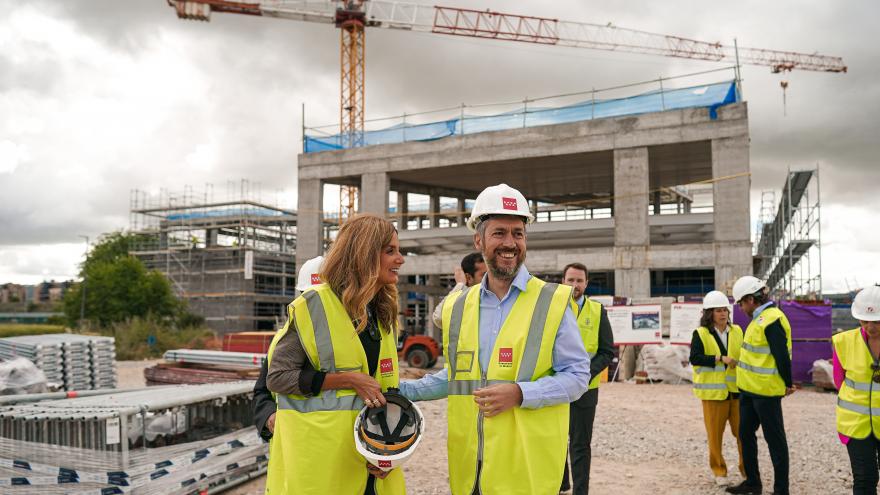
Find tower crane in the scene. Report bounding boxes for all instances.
[167,0,847,218]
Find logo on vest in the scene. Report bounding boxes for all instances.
[501,197,518,211]
[310,273,320,285]
[498,347,513,368]
[380,358,394,377]
[377,460,392,468]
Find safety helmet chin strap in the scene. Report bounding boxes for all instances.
[359,389,419,454]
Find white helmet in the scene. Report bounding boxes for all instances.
[354,389,424,471]
[466,183,534,232]
[296,256,325,291]
[732,276,767,303]
[852,285,880,322]
[703,290,731,310]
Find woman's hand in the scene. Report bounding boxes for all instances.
[346,372,386,407]
[721,356,737,368]
[367,462,391,479]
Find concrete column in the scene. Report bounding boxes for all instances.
[360,172,389,216]
[613,147,651,298]
[206,229,218,247]
[426,274,442,342]
[430,194,441,228]
[711,136,752,291]
[296,178,323,270]
[456,198,466,227]
[397,191,408,230]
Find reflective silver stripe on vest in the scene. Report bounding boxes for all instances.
[694,365,726,374]
[845,377,874,392]
[738,362,778,375]
[447,286,472,382]
[726,375,737,383]
[516,283,559,383]
[741,342,771,355]
[449,379,515,396]
[303,290,335,372]
[276,392,364,413]
[838,398,873,416]
[693,383,728,390]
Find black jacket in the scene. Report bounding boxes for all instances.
[253,361,276,442]
[689,326,737,400]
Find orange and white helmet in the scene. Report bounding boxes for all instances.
[353,389,424,472]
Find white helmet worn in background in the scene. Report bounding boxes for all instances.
[703,290,732,310]
[466,183,534,232]
[732,276,767,303]
[295,256,324,292]
[354,389,424,471]
[852,285,880,322]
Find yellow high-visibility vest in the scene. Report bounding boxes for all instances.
[692,325,743,400]
[736,307,792,397]
[833,327,880,440]
[441,277,572,495]
[571,298,604,390]
[265,284,405,495]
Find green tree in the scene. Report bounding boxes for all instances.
[63,232,185,327]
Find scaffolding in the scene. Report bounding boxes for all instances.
[129,181,297,334]
[754,167,822,299]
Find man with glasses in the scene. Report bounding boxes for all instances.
[726,276,793,495]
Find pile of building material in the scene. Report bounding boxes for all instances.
[223,331,275,354]
[0,381,266,494]
[0,334,117,391]
[144,349,264,386]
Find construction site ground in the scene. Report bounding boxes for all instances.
[117,361,851,494]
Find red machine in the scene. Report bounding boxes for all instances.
[398,334,441,369]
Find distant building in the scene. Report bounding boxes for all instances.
[0,284,26,304]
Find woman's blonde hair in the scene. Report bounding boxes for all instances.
[320,213,399,334]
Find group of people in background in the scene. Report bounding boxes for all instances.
[248,181,880,495]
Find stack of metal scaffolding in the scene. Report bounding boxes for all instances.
[0,334,117,390]
[0,381,265,494]
[163,349,266,368]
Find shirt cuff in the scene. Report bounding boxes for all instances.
[517,381,541,409]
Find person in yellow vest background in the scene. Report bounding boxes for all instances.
[726,276,794,495]
[400,183,591,495]
[832,284,880,495]
[558,262,614,494]
[265,214,407,495]
[689,290,745,487]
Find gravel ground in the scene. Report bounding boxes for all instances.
[219,379,851,495]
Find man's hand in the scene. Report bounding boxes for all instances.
[367,463,391,479]
[473,383,522,418]
[267,412,276,433]
[721,356,737,368]
[785,386,796,396]
[453,266,467,285]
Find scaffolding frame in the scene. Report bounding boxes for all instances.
[754,166,822,299]
[129,181,297,334]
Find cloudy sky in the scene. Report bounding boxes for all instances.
[0,0,877,293]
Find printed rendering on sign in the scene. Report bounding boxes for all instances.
[632,312,660,330]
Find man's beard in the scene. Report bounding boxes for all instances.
[571,288,584,300]
[486,249,525,280]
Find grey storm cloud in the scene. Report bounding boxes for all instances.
[0,0,878,288]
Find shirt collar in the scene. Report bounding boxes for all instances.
[480,264,531,298]
[753,301,774,319]
[575,295,585,308]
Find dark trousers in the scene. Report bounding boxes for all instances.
[846,435,880,495]
[739,393,789,494]
[561,389,598,494]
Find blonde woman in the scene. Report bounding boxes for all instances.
[266,214,406,495]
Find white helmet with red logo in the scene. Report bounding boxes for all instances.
[353,389,425,472]
[466,183,534,232]
[295,256,324,292]
[852,285,880,322]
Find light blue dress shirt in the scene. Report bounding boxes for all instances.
[399,265,591,409]
[752,301,774,320]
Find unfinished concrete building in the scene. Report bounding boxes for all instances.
[130,184,297,334]
[298,77,752,337]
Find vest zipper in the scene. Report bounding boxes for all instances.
[471,371,488,495]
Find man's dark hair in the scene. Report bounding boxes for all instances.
[562,262,588,280]
[742,289,769,307]
[460,252,484,277]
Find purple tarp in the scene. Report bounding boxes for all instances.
[792,340,833,384]
[733,301,832,340]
